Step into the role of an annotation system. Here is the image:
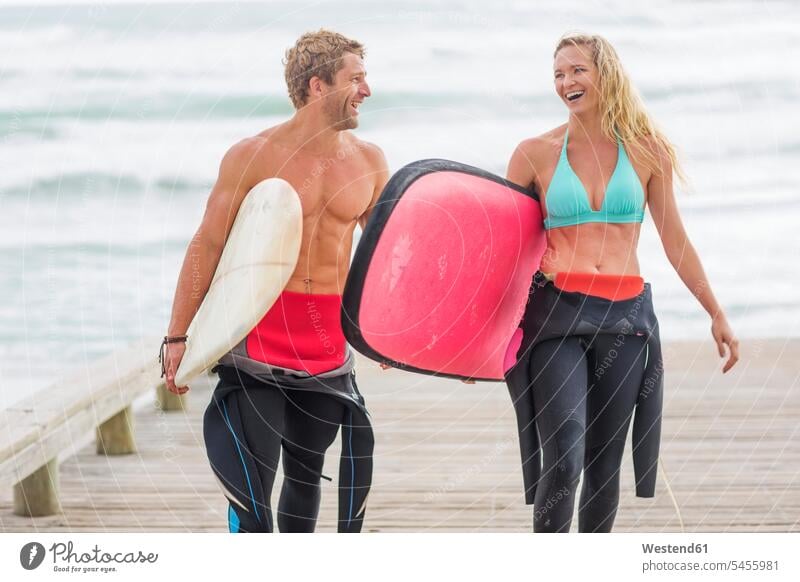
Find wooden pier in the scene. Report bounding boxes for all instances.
[1,338,798,532]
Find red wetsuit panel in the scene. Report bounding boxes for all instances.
[553,272,644,301]
[245,290,347,375]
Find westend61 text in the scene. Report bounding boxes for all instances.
[642,543,708,554]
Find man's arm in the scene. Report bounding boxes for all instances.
[354,143,391,369]
[358,143,390,230]
[164,139,263,393]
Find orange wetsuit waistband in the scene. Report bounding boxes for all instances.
[544,271,645,301]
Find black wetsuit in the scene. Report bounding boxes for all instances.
[203,347,373,533]
[505,271,664,533]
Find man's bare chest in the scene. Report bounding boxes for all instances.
[271,156,373,221]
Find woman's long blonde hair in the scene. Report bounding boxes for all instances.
[555,32,687,187]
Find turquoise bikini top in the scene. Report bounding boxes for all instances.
[543,129,645,230]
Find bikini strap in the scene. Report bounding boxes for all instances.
[613,128,625,153]
[615,129,633,162]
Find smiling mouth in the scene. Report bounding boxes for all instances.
[350,101,361,114]
[565,90,585,102]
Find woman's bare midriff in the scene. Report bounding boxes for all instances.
[540,221,643,276]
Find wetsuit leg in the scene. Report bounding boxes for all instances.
[229,385,287,532]
[335,374,374,533]
[578,334,647,533]
[277,390,346,532]
[529,337,588,533]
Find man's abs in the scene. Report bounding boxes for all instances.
[245,132,375,294]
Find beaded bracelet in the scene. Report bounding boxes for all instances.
[158,335,188,378]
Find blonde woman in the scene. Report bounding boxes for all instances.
[504,33,738,532]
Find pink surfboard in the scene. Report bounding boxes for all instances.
[342,159,547,381]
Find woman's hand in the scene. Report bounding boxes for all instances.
[711,313,739,373]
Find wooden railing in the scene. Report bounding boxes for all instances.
[0,338,186,517]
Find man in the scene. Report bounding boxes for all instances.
[161,29,390,533]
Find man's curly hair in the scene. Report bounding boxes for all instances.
[284,29,366,109]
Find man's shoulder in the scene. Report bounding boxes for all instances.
[343,134,386,167]
[223,135,271,166]
[215,128,284,186]
[226,123,288,156]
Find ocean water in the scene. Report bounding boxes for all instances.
[1,0,799,408]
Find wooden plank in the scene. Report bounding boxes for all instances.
[0,340,161,487]
[0,338,797,532]
[0,338,159,463]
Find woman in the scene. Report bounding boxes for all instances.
[504,33,739,532]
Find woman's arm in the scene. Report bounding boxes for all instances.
[506,140,538,189]
[646,140,739,372]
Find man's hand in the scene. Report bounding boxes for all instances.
[164,342,190,395]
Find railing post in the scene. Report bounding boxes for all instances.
[96,406,136,455]
[155,381,186,412]
[13,458,61,517]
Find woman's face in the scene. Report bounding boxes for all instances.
[553,44,600,115]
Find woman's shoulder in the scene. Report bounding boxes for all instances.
[514,125,566,161]
[626,132,675,177]
[628,132,670,159]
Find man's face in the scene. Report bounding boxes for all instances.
[321,52,371,130]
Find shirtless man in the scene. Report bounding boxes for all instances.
[161,30,389,533]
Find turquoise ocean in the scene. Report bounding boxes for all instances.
[2,0,799,408]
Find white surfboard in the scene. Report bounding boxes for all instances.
[175,178,302,387]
